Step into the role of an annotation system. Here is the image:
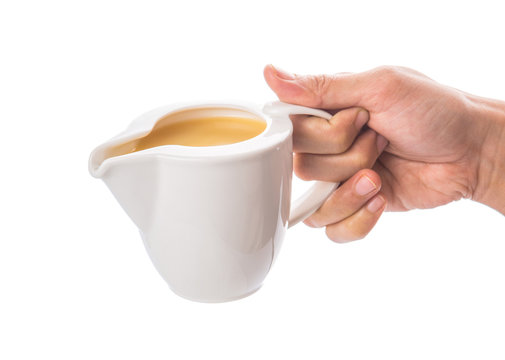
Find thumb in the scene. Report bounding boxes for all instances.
[263,64,364,109]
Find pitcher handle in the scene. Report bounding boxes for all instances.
[263,101,339,229]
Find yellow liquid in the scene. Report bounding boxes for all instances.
[134,116,266,150]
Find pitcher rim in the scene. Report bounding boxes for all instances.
[88,101,292,178]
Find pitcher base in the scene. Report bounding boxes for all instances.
[169,285,262,303]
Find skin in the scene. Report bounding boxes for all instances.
[264,64,505,243]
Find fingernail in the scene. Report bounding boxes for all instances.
[271,64,296,80]
[355,175,377,196]
[367,195,385,213]
[355,109,369,130]
[376,134,388,153]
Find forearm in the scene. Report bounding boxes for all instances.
[470,96,505,214]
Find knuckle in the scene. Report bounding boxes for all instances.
[328,128,351,153]
[351,151,372,170]
[306,75,331,107]
[327,108,362,152]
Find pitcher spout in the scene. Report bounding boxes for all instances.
[89,101,277,236]
[89,134,160,233]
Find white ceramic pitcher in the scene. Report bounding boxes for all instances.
[89,101,337,302]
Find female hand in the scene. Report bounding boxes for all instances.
[264,65,505,242]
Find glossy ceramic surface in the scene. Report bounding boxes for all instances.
[89,101,337,302]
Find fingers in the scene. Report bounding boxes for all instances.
[264,64,368,109]
[292,107,369,154]
[325,193,386,243]
[264,63,398,243]
[304,169,382,228]
[304,169,387,243]
[294,129,389,182]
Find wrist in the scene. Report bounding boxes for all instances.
[470,96,505,214]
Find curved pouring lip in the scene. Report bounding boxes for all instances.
[88,101,292,178]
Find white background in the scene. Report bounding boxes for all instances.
[1,0,504,359]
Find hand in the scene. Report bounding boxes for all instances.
[264,64,505,242]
